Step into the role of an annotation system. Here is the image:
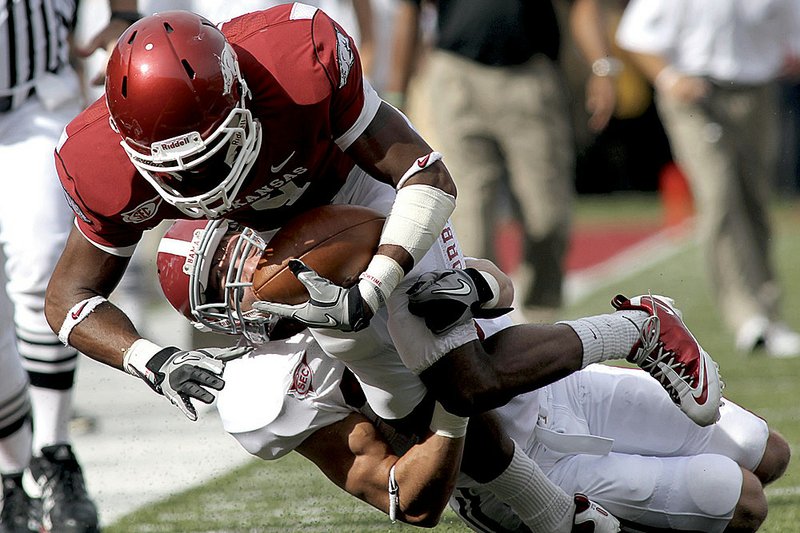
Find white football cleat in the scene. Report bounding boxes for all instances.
[572,493,620,532]
[612,294,722,427]
[737,316,800,359]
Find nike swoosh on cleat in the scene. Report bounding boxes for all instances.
[689,352,710,404]
[431,279,472,297]
[271,151,296,173]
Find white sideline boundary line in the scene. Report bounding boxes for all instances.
[564,219,696,305]
[766,485,800,497]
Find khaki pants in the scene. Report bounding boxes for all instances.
[427,51,574,311]
[656,83,781,331]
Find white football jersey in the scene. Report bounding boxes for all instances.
[217,332,356,459]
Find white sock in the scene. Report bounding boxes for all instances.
[558,310,649,368]
[29,387,72,452]
[481,443,575,533]
[0,418,33,474]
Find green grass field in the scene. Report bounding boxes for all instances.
[108,194,800,532]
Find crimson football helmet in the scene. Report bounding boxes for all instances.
[156,218,272,343]
[106,11,262,218]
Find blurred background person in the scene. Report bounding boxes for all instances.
[385,0,619,323]
[617,0,800,358]
[0,1,137,531]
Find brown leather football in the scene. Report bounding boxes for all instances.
[252,205,385,304]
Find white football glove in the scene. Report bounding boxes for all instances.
[128,346,251,421]
[252,259,373,332]
[572,494,620,533]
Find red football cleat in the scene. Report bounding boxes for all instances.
[612,294,722,427]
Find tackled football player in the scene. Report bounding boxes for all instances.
[155,217,620,532]
[156,218,788,533]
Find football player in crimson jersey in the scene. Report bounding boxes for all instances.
[153,219,787,533]
[47,6,719,439]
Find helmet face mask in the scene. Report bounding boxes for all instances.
[124,102,262,218]
[106,13,263,218]
[157,219,274,343]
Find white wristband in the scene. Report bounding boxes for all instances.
[388,464,399,523]
[58,295,107,345]
[123,338,163,378]
[429,401,468,439]
[358,254,405,313]
[396,151,443,189]
[476,270,501,309]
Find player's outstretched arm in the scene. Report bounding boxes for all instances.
[297,405,467,526]
[45,225,140,368]
[45,225,244,420]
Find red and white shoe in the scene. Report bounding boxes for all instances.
[612,294,722,427]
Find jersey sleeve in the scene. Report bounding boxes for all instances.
[55,148,142,256]
[54,105,146,256]
[310,10,381,150]
[218,341,354,459]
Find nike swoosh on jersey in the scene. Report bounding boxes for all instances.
[271,151,296,173]
[431,279,472,297]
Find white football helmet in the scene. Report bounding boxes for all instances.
[156,218,273,343]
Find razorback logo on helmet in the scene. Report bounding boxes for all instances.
[288,351,315,399]
[219,44,238,96]
[121,196,163,223]
[335,27,354,89]
[61,187,92,224]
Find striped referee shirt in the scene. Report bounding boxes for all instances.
[0,0,77,112]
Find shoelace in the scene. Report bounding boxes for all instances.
[42,460,85,501]
[634,314,695,403]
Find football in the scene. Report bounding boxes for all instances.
[252,205,385,304]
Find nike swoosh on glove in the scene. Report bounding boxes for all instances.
[406,268,512,334]
[135,345,252,421]
[252,259,373,332]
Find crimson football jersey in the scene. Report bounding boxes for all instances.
[55,3,381,255]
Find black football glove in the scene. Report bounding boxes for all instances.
[406,268,512,334]
[130,345,251,421]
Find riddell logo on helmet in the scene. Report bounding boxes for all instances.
[160,138,190,151]
[155,133,202,156]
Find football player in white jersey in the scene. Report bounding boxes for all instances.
[154,219,788,532]
[156,218,620,532]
